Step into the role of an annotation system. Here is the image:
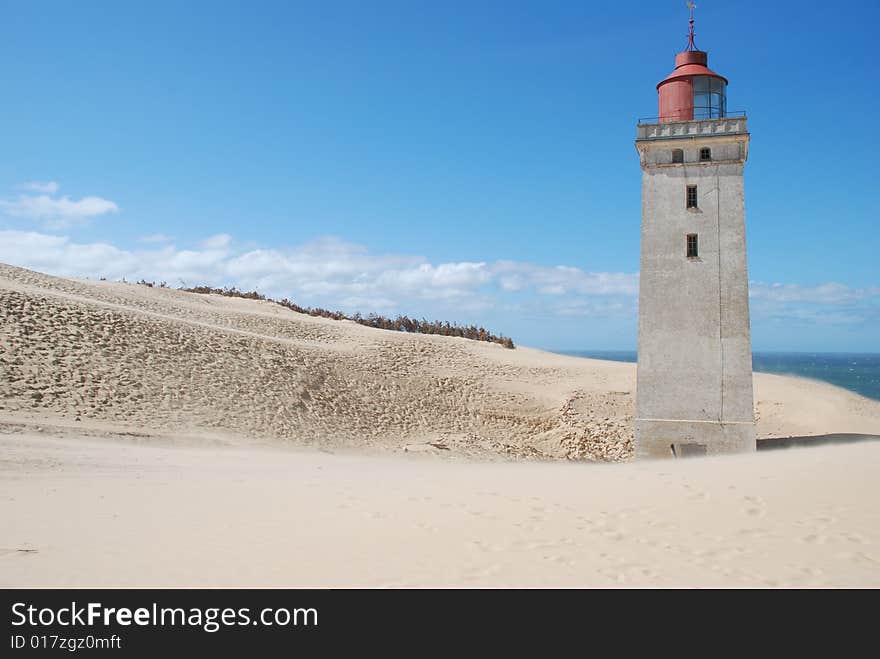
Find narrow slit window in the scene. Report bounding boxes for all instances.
[672,148,684,163]
[700,147,711,161]
[686,185,698,209]
[686,233,699,258]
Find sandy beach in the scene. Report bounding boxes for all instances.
[2,431,879,587]
[2,262,880,587]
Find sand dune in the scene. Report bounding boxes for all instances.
[2,262,880,460]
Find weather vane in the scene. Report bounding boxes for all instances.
[685,2,698,51]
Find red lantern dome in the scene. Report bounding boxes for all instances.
[656,6,728,122]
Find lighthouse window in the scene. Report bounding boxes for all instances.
[693,76,726,119]
[700,147,711,161]
[672,149,684,163]
[686,185,698,209]
[686,234,699,258]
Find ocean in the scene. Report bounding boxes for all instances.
[558,351,880,402]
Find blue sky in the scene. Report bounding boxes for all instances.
[1,0,877,351]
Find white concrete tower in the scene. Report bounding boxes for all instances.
[634,8,755,458]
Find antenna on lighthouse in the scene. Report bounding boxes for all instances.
[685,1,698,51]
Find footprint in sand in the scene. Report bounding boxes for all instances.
[0,548,39,557]
[842,532,866,544]
[742,495,767,518]
[838,551,878,565]
[801,533,828,545]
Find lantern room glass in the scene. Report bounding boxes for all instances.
[692,76,726,119]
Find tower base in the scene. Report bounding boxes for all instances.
[634,418,755,459]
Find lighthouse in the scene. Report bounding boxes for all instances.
[634,7,755,458]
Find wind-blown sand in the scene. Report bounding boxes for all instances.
[2,432,879,587]
[1,262,879,586]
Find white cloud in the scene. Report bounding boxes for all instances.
[750,281,880,304]
[551,298,635,317]
[748,281,880,326]
[20,181,60,194]
[499,275,525,292]
[0,230,638,317]
[138,233,174,244]
[1,229,873,329]
[491,261,639,297]
[0,182,119,228]
[0,194,119,220]
[199,233,232,250]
